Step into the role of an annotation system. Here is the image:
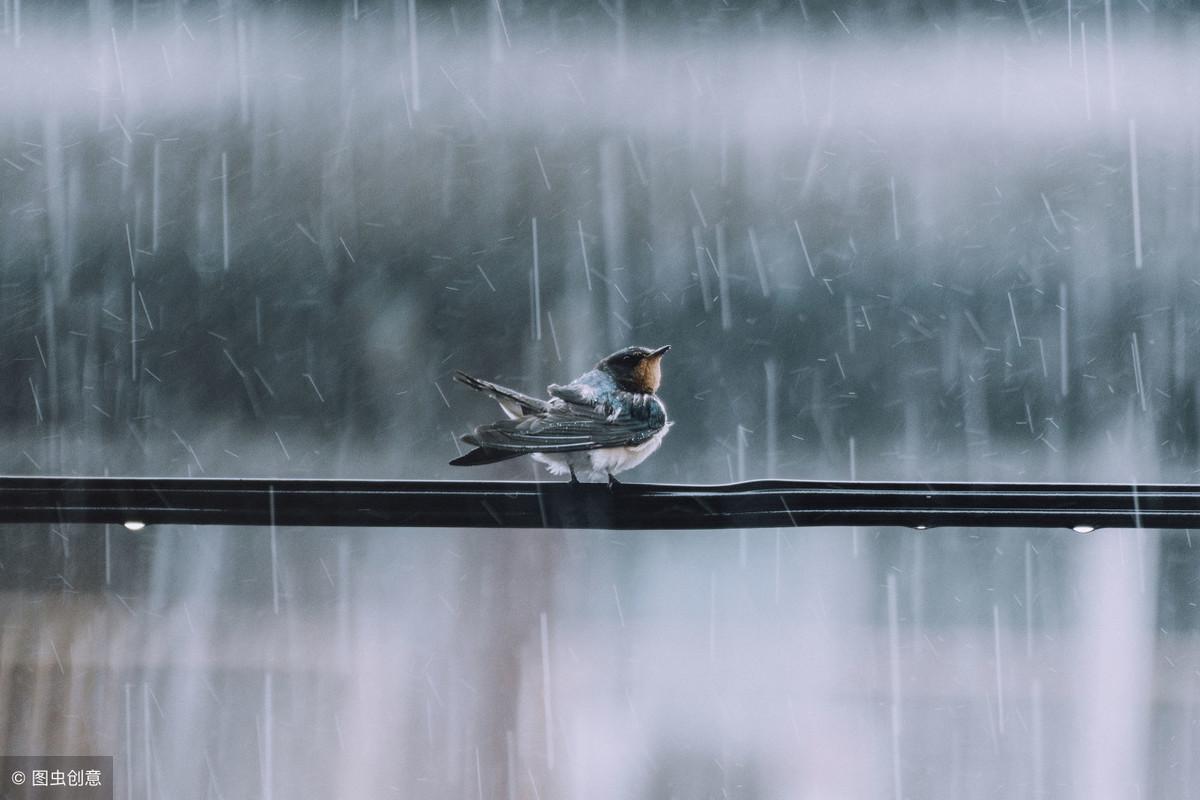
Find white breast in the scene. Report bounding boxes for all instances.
[531,424,672,482]
[584,422,673,479]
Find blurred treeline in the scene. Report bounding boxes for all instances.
[0,0,1198,484]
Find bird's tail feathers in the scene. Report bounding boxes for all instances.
[449,446,526,466]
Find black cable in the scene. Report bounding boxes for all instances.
[0,476,1193,530]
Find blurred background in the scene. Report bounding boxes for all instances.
[1,0,1199,797]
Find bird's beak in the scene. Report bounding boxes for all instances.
[650,345,671,358]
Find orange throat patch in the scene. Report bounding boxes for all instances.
[632,357,663,394]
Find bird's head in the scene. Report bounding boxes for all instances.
[597,345,671,394]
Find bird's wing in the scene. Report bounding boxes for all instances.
[454,371,550,418]
[547,370,616,412]
[547,382,603,411]
[464,400,665,454]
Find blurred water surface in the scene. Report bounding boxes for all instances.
[1,2,1199,799]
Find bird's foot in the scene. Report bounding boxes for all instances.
[607,472,622,490]
[568,467,581,485]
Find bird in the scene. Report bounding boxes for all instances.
[450,345,672,484]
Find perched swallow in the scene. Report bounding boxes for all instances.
[450,345,673,483]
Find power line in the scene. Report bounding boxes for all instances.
[0,477,1191,531]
